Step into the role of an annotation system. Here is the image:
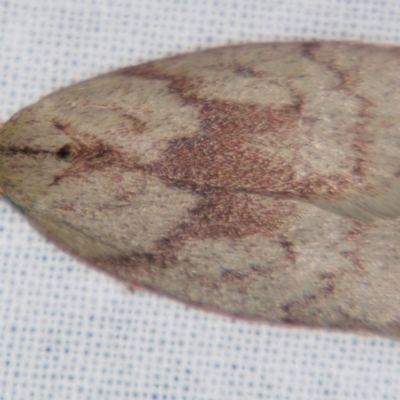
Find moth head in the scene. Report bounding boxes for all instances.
[0,103,84,211]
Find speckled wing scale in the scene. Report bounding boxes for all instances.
[1,42,400,339]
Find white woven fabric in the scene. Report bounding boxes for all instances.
[1,1,400,399]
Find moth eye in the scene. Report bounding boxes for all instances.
[56,144,72,160]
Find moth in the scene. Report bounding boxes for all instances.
[1,41,400,340]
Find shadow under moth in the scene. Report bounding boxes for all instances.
[1,41,400,340]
